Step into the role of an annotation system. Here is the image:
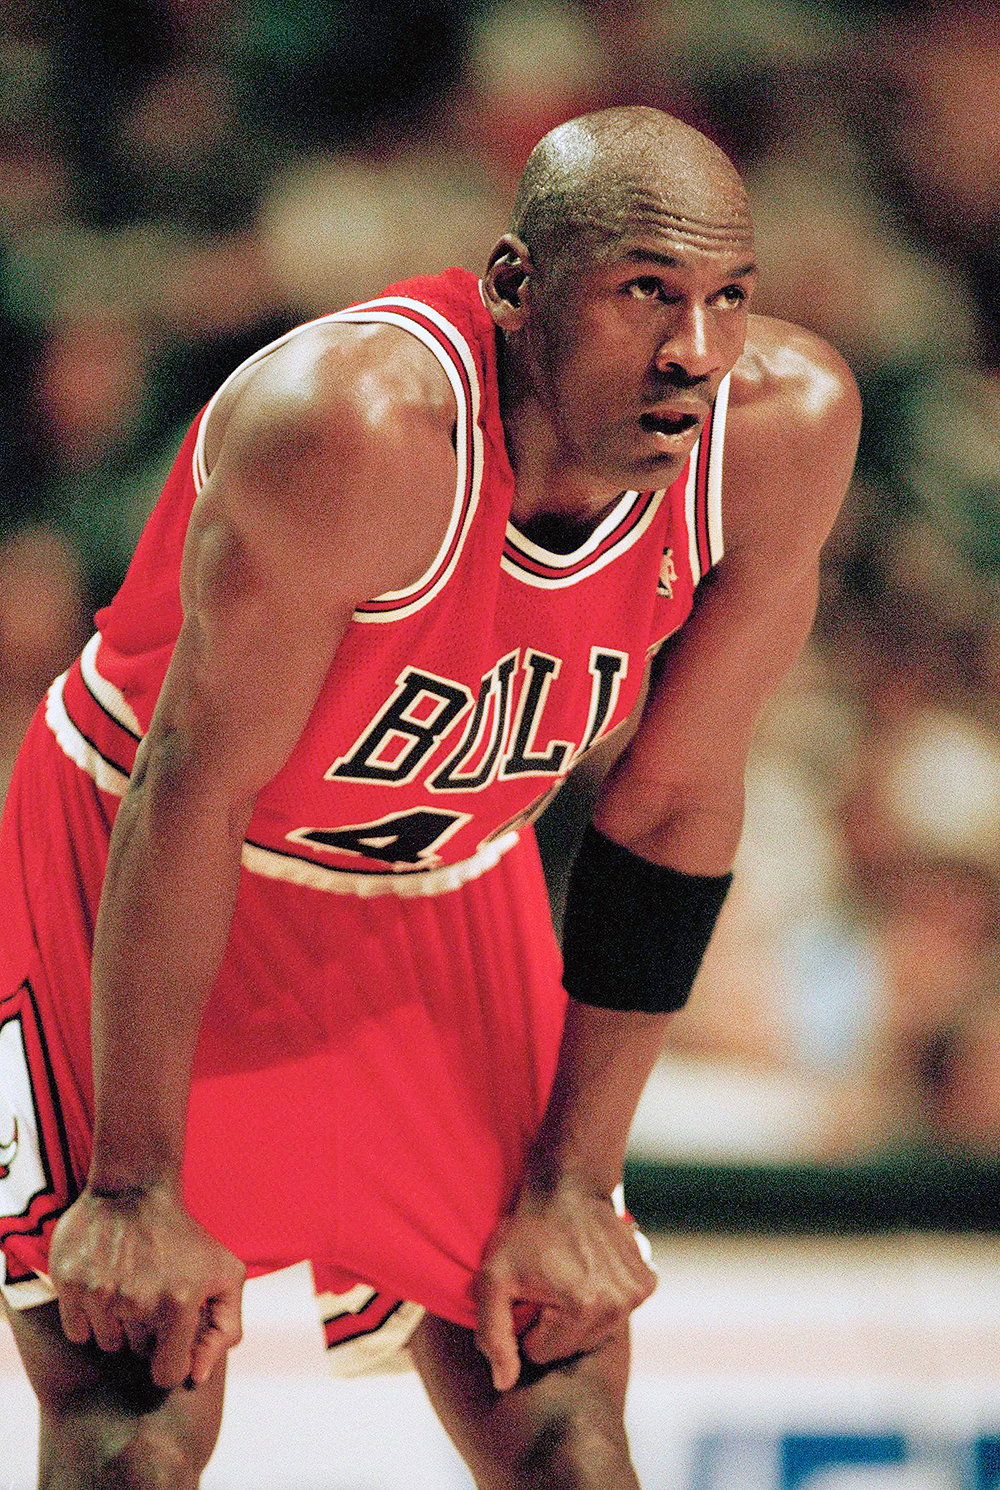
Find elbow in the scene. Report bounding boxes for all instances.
[128,726,255,850]
[594,778,745,876]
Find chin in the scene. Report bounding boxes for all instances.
[623,451,686,487]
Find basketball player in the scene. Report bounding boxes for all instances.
[0,107,860,1487]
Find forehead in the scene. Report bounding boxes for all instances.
[563,168,754,275]
[605,164,752,240]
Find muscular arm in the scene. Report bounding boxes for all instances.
[476,323,862,1388]
[50,325,457,1386]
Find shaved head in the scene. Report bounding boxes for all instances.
[510,106,753,273]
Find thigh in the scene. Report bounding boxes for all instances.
[3,1297,226,1488]
[411,1313,639,1490]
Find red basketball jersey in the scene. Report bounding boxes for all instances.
[4,269,728,1323]
[50,268,728,898]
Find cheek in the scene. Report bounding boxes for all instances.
[720,311,749,363]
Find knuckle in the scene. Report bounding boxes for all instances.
[151,1361,183,1391]
[574,1286,601,1316]
[164,1284,195,1314]
[522,1339,547,1364]
[87,1278,114,1307]
[49,1258,76,1289]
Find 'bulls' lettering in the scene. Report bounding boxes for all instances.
[501,650,573,778]
[327,668,472,785]
[429,651,518,791]
[573,648,628,761]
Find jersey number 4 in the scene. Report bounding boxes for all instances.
[287,807,470,869]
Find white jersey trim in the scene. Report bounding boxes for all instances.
[46,670,130,796]
[500,488,666,590]
[324,1299,424,1377]
[0,1267,57,1310]
[684,371,730,587]
[47,663,521,899]
[241,829,520,899]
[191,296,485,626]
[505,488,643,568]
[707,371,729,565]
[79,633,142,737]
[684,445,701,587]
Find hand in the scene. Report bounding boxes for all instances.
[48,1181,246,1390]
[473,1179,656,1392]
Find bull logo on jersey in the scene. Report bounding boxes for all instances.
[659,548,678,599]
[0,1114,18,1178]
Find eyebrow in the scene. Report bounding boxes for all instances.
[622,247,758,278]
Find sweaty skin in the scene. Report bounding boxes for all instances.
[7,105,860,1490]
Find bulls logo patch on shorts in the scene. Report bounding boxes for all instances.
[315,1277,425,1377]
[0,980,76,1304]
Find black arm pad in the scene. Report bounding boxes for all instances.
[561,823,733,1013]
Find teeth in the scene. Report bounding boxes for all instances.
[641,413,696,435]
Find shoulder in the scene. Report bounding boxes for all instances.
[205,319,456,475]
[722,316,862,561]
[197,320,459,602]
[730,315,860,433]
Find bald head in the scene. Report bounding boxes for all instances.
[510,106,752,273]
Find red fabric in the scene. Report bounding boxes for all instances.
[1,270,712,1325]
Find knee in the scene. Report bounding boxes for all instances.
[40,1420,206,1490]
[97,1424,204,1490]
[510,1411,633,1490]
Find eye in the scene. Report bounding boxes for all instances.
[626,277,665,301]
[717,284,748,308]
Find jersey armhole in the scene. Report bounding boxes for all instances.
[192,298,486,626]
[684,370,730,588]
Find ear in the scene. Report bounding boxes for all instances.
[482,234,534,331]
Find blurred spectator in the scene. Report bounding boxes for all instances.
[0,524,87,797]
[258,146,507,315]
[1,0,1000,1172]
[850,3,1000,365]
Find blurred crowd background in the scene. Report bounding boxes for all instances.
[1,0,999,1166]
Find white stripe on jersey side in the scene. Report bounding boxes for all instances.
[323,1301,425,1378]
[0,1268,57,1310]
[191,296,485,625]
[500,488,667,590]
[45,671,130,796]
[326,301,483,621]
[316,1281,378,1318]
[707,371,730,565]
[683,369,731,589]
[79,632,142,737]
[684,442,701,589]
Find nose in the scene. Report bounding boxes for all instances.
[654,302,719,382]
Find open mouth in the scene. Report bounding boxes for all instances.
[639,411,699,437]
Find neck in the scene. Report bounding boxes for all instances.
[496,330,623,533]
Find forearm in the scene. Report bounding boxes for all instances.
[526,1001,670,1196]
[593,774,744,875]
[89,747,248,1192]
[530,814,735,1195]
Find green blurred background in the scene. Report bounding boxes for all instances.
[2,0,1000,1230]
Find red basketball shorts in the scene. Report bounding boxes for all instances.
[0,701,569,1344]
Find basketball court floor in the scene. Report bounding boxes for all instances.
[4,1232,1000,1489]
